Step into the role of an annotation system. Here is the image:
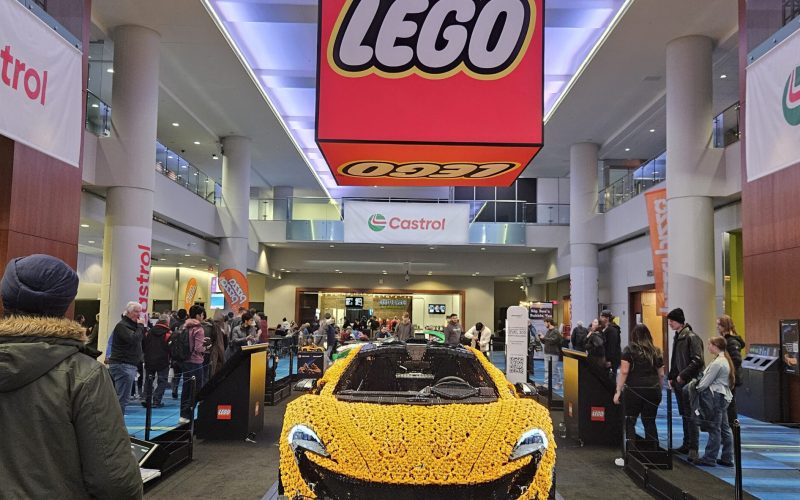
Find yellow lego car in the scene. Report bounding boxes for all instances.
[279,342,556,499]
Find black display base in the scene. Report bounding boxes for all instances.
[140,426,193,490]
[266,376,291,406]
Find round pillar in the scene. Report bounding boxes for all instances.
[666,35,716,343]
[98,26,160,358]
[569,142,600,326]
[219,136,251,308]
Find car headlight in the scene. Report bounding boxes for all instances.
[287,424,329,458]
[509,428,549,462]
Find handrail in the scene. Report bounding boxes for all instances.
[251,197,570,225]
[85,90,111,137]
[713,102,741,148]
[785,0,800,25]
[598,151,666,213]
[155,141,220,204]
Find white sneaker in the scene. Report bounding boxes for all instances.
[614,458,625,467]
[178,417,190,424]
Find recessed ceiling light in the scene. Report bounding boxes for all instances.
[201,258,207,262]
[193,141,200,145]
[379,245,385,249]
[280,268,285,271]
[720,74,727,79]
[91,104,99,108]
[87,240,95,244]
[329,244,335,248]
[530,248,536,252]
[190,265,196,268]
[475,272,480,275]
[481,247,486,251]
[165,248,171,251]
[159,258,166,261]
[177,262,183,265]
[167,155,173,159]
[285,270,291,273]
[509,279,514,282]
[184,254,190,257]
[106,67,114,73]
[624,147,630,152]
[334,269,340,272]
[427,271,432,275]
[80,224,89,228]
[429,246,435,250]
[649,129,655,133]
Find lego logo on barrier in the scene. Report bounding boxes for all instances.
[217,405,232,420]
[328,0,536,80]
[316,0,544,187]
[590,406,605,422]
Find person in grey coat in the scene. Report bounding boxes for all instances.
[0,254,142,499]
[394,312,414,341]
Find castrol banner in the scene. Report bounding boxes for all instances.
[183,278,198,311]
[0,0,82,167]
[344,201,468,244]
[645,188,669,316]
[316,0,544,186]
[746,28,800,181]
[219,269,250,310]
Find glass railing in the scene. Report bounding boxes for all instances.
[713,102,740,148]
[785,0,800,25]
[85,90,111,137]
[252,197,569,225]
[155,142,220,204]
[598,151,666,213]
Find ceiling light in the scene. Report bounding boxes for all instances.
[212,154,219,160]
[177,262,183,265]
[475,272,480,275]
[106,68,114,73]
[159,258,166,261]
[427,271,432,275]
[193,141,200,145]
[165,248,171,251]
[190,265,196,268]
[379,245,385,249]
[168,155,173,159]
[201,258,207,262]
[720,74,727,79]
[80,224,89,228]
[184,254,190,257]
[285,270,291,273]
[509,279,514,282]
[624,147,630,152]
[530,248,537,252]
[334,269,340,272]
[481,247,486,251]
[329,244,335,248]
[172,122,179,127]
[429,246,435,250]
[87,240,95,244]
[280,268,285,271]
[91,104,99,108]
[649,129,655,133]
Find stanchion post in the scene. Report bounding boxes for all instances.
[547,355,553,409]
[144,374,155,441]
[188,376,197,460]
[733,419,743,500]
[667,386,673,463]
[621,384,628,459]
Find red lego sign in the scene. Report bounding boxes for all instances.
[217,405,232,420]
[316,0,544,186]
[590,406,605,422]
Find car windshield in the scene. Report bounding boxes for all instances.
[333,344,499,405]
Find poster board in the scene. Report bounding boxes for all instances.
[780,319,799,376]
[505,305,529,384]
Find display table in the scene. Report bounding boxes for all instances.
[562,348,621,446]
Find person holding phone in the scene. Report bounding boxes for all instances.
[108,301,146,414]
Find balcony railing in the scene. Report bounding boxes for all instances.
[713,102,740,148]
[599,151,666,213]
[155,142,220,204]
[785,0,800,25]
[251,197,569,225]
[85,90,111,137]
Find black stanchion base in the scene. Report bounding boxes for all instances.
[266,376,292,406]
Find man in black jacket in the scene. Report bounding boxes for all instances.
[666,308,705,461]
[108,301,146,414]
[571,321,589,351]
[600,310,622,377]
[142,314,171,407]
[0,254,142,499]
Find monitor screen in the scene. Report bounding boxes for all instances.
[428,304,446,314]
[210,293,225,309]
[345,296,363,308]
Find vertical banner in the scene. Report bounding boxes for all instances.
[645,188,669,315]
[506,305,529,384]
[183,277,198,311]
[219,268,250,310]
[745,28,800,181]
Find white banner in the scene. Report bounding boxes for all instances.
[505,305,529,384]
[343,201,469,244]
[0,0,82,167]
[746,28,800,182]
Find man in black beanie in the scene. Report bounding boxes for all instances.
[667,307,705,462]
[0,254,142,498]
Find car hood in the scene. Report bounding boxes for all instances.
[281,395,554,488]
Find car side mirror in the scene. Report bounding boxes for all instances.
[515,382,538,398]
[293,378,318,392]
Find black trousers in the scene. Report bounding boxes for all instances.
[674,381,699,449]
[727,385,738,425]
[623,386,662,449]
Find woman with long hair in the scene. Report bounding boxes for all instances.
[614,324,664,451]
[717,315,745,424]
[695,336,735,467]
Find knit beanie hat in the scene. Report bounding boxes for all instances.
[667,308,685,324]
[1,254,79,317]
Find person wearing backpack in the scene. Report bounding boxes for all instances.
[667,308,705,462]
[169,308,188,399]
[717,315,745,425]
[178,305,207,424]
[141,314,171,407]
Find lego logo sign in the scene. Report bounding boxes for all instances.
[317,0,543,187]
[590,406,605,422]
[217,405,232,420]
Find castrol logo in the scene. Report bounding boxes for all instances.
[328,0,536,79]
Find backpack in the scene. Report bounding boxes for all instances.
[169,325,193,362]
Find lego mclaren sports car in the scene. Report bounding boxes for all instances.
[279,341,555,499]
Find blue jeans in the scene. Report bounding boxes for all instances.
[109,363,138,414]
[702,391,734,463]
[180,362,205,419]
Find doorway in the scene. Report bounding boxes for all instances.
[628,285,667,355]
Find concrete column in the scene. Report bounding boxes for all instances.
[569,142,600,327]
[273,185,294,220]
[666,35,716,344]
[219,136,251,308]
[98,26,160,358]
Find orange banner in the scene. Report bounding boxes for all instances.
[645,188,669,316]
[219,269,250,310]
[183,277,198,311]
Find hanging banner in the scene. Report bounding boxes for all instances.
[645,188,669,316]
[343,201,469,244]
[316,0,544,186]
[506,305,529,384]
[0,0,82,167]
[183,277,198,311]
[219,269,250,310]
[528,301,553,335]
[746,28,800,181]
